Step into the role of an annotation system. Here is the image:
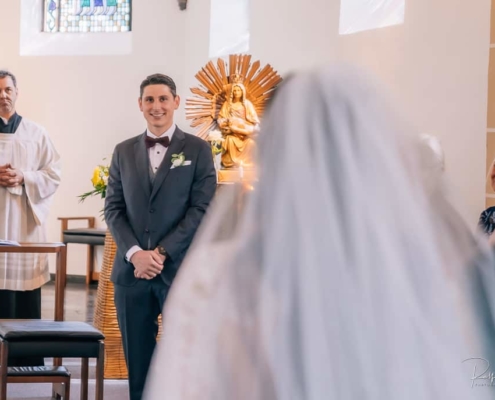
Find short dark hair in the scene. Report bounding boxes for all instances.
[0,70,17,88]
[140,74,177,98]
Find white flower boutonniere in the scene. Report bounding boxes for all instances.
[171,152,192,169]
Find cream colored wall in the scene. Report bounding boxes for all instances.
[339,0,490,224]
[251,0,491,225]
[0,0,490,275]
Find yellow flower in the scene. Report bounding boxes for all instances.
[80,157,111,206]
[91,166,103,187]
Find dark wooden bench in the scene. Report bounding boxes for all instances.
[0,320,104,400]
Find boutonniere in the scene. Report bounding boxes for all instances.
[171,152,191,169]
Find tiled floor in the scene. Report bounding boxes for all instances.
[41,281,97,322]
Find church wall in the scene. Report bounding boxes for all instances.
[0,0,491,276]
[335,0,491,226]
[250,0,491,226]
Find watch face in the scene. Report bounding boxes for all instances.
[159,246,167,256]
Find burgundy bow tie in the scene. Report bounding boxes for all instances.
[145,135,170,149]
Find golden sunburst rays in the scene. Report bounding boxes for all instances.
[186,54,282,139]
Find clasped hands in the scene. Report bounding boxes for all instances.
[131,248,165,280]
[0,163,24,187]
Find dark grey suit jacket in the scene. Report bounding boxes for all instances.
[104,127,216,286]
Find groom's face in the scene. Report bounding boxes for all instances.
[139,84,180,135]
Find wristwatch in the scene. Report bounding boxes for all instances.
[157,246,168,258]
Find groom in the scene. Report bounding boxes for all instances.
[105,73,216,400]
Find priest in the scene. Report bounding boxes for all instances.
[0,70,61,365]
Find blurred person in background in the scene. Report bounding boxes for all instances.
[479,158,495,244]
[145,66,495,400]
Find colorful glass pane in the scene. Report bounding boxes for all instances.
[43,0,60,32]
[42,0,131,33]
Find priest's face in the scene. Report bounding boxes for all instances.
[0,76,18,119]
[139,84,180,136]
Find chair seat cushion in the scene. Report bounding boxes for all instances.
[9,340,101,359]
[63,228,106,245]
[0,320,104,341]
[8,366,70,377]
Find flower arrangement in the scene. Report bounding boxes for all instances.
[208,129,224,157]
[79,161,110,202]
[207,130,224,175]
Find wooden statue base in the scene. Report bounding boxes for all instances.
[217,168,256,183]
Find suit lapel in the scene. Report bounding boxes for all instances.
[134,132,152,198]
[150,126,186,201]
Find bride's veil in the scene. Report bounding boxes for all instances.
[144,66,495,399]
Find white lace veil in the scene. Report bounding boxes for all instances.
[144,66,495,400]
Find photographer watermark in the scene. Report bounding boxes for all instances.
[462,358,495,387]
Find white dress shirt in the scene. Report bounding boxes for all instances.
[125,123,176,262]
[147,123,175,173]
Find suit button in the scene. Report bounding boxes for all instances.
[145,229,149,233]
[150,209,155,213]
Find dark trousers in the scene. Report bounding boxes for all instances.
[114,278,170,400]
[0,288,44,366]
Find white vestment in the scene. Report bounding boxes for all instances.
[0,118,61,291]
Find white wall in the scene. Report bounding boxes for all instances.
[0,0,490,274]
[335,0,491,222]
[250,0,491,223]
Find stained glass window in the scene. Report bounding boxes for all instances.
[43,0,131,33]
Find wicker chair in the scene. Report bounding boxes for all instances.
[93,230,164,379]
[93,231,128,379]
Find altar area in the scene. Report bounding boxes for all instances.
[66,53,281,379]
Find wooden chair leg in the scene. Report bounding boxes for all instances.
[61,243,69,289]
[95,341,105,400]
[86,245,94,285]
[65,376,71,400]
[80,357,89,400]
[0,340,8,400]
